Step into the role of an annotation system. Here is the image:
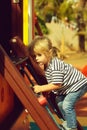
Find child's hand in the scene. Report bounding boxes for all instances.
[34,85,41,93]
[38,63,44,70]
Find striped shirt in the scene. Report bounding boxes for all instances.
[45,57,87,95]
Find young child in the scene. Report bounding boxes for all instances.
[28,36,87,130]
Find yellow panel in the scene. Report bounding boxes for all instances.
[23,0,28,45]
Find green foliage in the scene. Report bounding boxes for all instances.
[38,16,49,34]
[35,16,49,35]
[34,0,87,31]
[34,0,60,22]
[59,1,74,20]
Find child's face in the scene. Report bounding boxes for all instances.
[34,52,49,69]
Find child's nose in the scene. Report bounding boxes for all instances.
[36,55,39,60]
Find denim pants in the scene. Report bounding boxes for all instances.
[56,84,87,128]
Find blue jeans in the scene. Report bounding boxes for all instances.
[56,84,87,128]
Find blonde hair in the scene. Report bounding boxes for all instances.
[28,36,60,59]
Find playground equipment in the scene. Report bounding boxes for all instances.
[0,0,85,130]
[2,34,85,130]
[0,45,59,130]
[0,34,84,129]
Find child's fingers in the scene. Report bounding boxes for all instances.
[34,85,41,93]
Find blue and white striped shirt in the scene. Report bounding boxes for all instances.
[45,57,87,95]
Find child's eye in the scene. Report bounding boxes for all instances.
[38,53,42,56]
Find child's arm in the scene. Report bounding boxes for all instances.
[34,83,61,93]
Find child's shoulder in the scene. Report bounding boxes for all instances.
[52,57,63,63]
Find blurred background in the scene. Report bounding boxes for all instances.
[34,0,87,68]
